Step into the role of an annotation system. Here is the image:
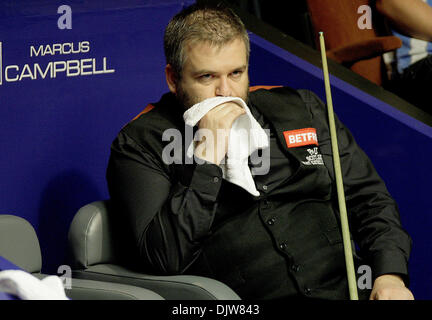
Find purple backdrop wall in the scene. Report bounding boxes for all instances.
[0,0,193,274]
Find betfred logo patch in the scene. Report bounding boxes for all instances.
[283,128,318,148]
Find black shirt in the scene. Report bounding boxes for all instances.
[106,87,412,300]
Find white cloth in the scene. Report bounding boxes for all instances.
[0,270,69,300]
[183,96,269,196]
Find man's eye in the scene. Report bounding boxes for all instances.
[231,70,243,77]
[200,74,213,80]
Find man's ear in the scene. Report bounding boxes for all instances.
[165,64,177,94]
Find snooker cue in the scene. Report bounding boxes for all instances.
[318,32,359,300]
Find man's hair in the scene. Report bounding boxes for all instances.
[164,2,250,79]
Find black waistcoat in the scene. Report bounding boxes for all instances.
[127,87,369,300]
[185,87,357,300]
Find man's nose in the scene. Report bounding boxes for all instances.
[215,77,232,97]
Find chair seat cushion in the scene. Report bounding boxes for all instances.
[73,264,241,300]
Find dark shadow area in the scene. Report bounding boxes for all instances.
[225,0,315,48]
[206,0,432,126]
[37,170,103,274]
[218,0,432,119]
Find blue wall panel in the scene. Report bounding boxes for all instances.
[0,0,192,274]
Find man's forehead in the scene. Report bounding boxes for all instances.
[184,39,233,56]
[183,38,247,71]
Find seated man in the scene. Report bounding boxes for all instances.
[106,3,413,300]
[376,0,432,114]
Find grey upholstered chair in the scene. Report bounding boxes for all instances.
[0,214,164,300]
[68,200,241,300]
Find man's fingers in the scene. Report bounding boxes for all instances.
[220,103,246,124]
[212,102,245,118]
[200,102,245,129]
[194,102,246,165]
[226,107,246,124]
[370,287,415,300]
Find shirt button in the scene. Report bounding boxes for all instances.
[213,177,219,183]
[291,264,300,272]
[262,185,268,191]
[304,287,312,295]
[263,200,270,208]
[267,218,276,225]
[279,242,287,250]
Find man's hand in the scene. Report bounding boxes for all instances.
[194,102,245,165]
[369,274,414,300]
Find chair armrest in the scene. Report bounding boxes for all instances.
[69,201,242,299]
[68,200,116,268]
[327,36,402,65]
[66,278,164,300]
[33,273,164,300]
[72,264,241,300]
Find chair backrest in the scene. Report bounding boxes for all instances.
[307,0,378,48]
[305,0,396,85]
[0,215,42,273]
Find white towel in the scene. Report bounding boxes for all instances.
[184,96,269,196]
[0,270,69,300]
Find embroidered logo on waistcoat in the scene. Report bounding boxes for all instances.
[301,147,324,166]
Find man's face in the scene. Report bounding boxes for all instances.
[167,37,249,109]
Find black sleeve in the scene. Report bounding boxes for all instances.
[106,130,223,274]
[302,90,412,285]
